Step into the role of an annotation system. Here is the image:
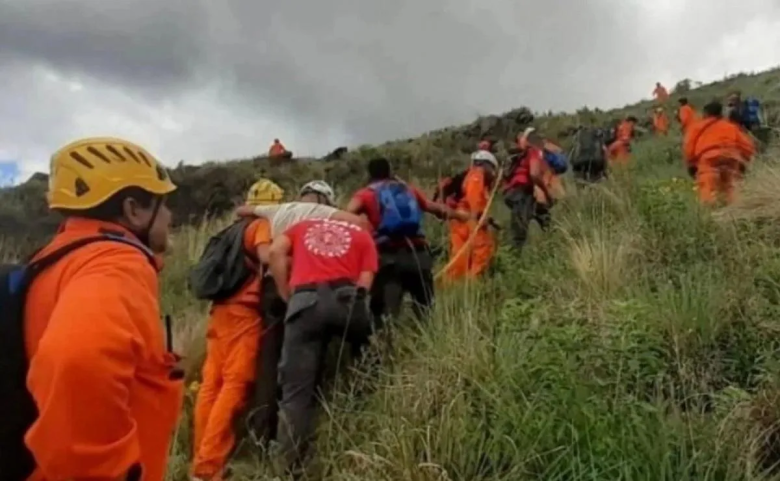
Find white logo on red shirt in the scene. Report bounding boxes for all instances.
[303,220,356,258]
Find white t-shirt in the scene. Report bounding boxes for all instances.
[252,202,339,237]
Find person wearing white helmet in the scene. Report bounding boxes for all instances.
[234,180,369,237]
[232,179,369,449]
[443,150,500,280]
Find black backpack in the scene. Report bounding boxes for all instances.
[433,169,469,203]
[569,128,607,168]
[188,219,256,301]
[0,234,154,481]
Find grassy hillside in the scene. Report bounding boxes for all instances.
[1,69,779,256]
[5,69,780,480]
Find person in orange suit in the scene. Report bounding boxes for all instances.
[653,82,669,103]
[653,107,669,135]
[21,137,181,481]
[677,97,697,134]
[445,150,498,280]
[683,100,756,206]
[268,138,288,158]
[607,116,637,164]
[192,179,283,481]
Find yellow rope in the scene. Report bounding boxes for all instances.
[433,166,503,281]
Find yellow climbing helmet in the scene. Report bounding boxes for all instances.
[246,179,284,205]
[48,137,176,210]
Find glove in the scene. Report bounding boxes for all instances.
[687,165,697,178]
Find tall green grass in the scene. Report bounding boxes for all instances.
[141,134,780,480]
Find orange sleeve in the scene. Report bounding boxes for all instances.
[682,121,701,166]
[25,249,160,480]
[247,218,272,249]
[463,168,488,214]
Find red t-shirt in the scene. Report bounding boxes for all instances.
[285,218,379,288]
[504,146,543,191]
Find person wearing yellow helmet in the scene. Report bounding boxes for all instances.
[16,137,181,481]
[192,178,283,480]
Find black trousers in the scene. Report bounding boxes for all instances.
[369,245,434,326]
[572,160,607,184]
[275,282,373,471]
[248,276,287,446]
[504,187,550,250]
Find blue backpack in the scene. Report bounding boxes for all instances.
[543,149,569,175]
[369,181,423,241]
[742,98,762,128]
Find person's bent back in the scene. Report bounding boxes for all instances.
[23,137,182,481]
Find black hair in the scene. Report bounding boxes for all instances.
[57,186,159,221]
[367,157,392,181]
[703,100,723,118]
[678,97,688,105]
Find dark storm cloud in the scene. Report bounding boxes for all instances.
[0,0,778,149]
[0,0,651,145]
[0,0,209,98]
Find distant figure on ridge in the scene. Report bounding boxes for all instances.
[653,82,669,103]
[268,138,292,159]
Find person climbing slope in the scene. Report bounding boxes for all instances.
[444,150,499,281]
[267,217,378,475]
[653,107,669,136]
[607,116,637,164]
[6,137,182,481]
[677,97,697,134]
[235,180,371,235]
[232,179,369,446]
[503,129,553,250]
[191,178,282,481]
[346,157,473,323]
[683,100,756,206]
[653,82,669,103]
[569,125,609,184]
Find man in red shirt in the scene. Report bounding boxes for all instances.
[267,217,377,473]
[503,129,553,250]
[345,157,472,322]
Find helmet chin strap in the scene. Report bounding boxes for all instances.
[137,196,163,248]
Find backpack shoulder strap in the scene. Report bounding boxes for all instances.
[20,234,155,292]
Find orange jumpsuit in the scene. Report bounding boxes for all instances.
[653,111,669,135]
[683,117,756,205]
[268,141,287,158]
[445,166,495,280]
[653,84,669,103]
[192,219,270,479]
[24,217,183,481]
[678,105,697,134]
[607,120,635,164]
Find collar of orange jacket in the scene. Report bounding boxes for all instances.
[45,217,164,271]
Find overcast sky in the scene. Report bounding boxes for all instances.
[1,0,779,183]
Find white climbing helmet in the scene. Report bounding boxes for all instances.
[470,150,498,168]
[299,180,336,206]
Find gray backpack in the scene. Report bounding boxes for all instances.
[569,128,606,168]
[188,219,255,301]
